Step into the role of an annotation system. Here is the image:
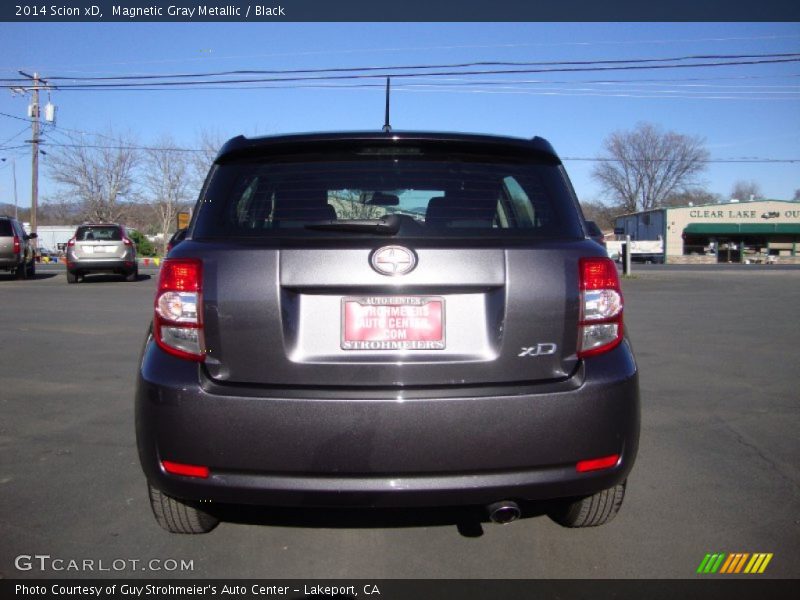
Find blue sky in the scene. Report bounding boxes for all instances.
[1,22,799,211]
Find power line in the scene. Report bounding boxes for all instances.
[5,33,798,73]
[8,56,800,91]
[31,52,800,82]
[32,136,800,163]
[0,125,30,147]
[38,138,205,153]
[0,110,33,123]
[563,157,800,163]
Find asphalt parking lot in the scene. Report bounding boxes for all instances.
[0,264,798,580]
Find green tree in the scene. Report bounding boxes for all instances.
[128,230,156,256]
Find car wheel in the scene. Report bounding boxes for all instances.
[16,262,28,280]
[27,260,35,278]
[66,271,77,284]
[125,267,138,282]
[548,480,626,528]
[147,484,219,534]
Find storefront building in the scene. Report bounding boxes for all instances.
[614,200,800,264]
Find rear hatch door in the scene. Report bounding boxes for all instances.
[189,140,591,388]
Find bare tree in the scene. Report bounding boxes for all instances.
[730,180,764,202]
[142,136,194,254]
[579,199,625,231]
[592,122,709,213]
[37,197,83,225]
[329,191,386,219]
[47,131,139,222]
[190,129,226,190]
[663,188,722,207]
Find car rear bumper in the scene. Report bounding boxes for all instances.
[67,259,135,273]
[0,256,23,269]
[136,336,640,508]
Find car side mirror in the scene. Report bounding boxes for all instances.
[26,232,38,240]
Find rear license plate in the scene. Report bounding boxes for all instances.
[342,296,445,350]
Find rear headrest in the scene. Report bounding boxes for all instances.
[273,188,335,225]
[425,193,496,228]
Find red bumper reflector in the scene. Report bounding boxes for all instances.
[576,454,620,473]
[161,460,209,479]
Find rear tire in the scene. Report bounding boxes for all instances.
[549,480,626,528]
[16,262,28,280]
[66,271,77,284]
[147,484,219,534]
[125,267,138,282]
[26,260,35,278]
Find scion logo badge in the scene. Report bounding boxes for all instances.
[370,246,417,276]
[696,552,773,574]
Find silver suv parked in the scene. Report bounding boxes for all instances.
[0,215,36,279]
[136,131,640,534]
[65,223,138,283]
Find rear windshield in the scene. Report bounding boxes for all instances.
[0,221,13,236]
[75,225,123,241]
[193,153,583,241]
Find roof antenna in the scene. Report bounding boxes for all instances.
[382,77,392,132]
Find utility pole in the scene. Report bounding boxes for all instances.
[18,71,43,242]
[12,158,18,220]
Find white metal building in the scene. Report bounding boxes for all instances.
[614,200,800,264]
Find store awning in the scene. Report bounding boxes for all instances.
[684,223,800,235]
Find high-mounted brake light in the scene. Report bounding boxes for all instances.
[578,257,623,358]
[12,235,20,255]
[154,258,204,361]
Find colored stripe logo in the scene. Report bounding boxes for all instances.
[697,553,773,574]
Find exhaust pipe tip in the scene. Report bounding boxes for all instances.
[487,500,521,524]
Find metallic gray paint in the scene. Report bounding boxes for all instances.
[136,337,638,507]
[136,131,640,515]
[183,242,590,387]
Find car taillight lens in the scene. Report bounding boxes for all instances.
[123,237,133,246]
[67,237,75,248]
[578,257,623,358]
[13,236,20,254]
[154,258,204,361]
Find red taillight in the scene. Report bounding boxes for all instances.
[576,454,620,473]
[159,259,201,292]
[154,258,204,361]
[578,257,624,358]
[581,257,619,291]
[67,237,75,248]
[162,460,209,479]
[12,236,20,254]
[123,237,133,246]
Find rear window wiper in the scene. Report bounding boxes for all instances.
[304,214,401,235]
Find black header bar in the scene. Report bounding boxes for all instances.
[3,1,799,22]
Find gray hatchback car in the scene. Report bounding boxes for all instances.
[136,131,640,534]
